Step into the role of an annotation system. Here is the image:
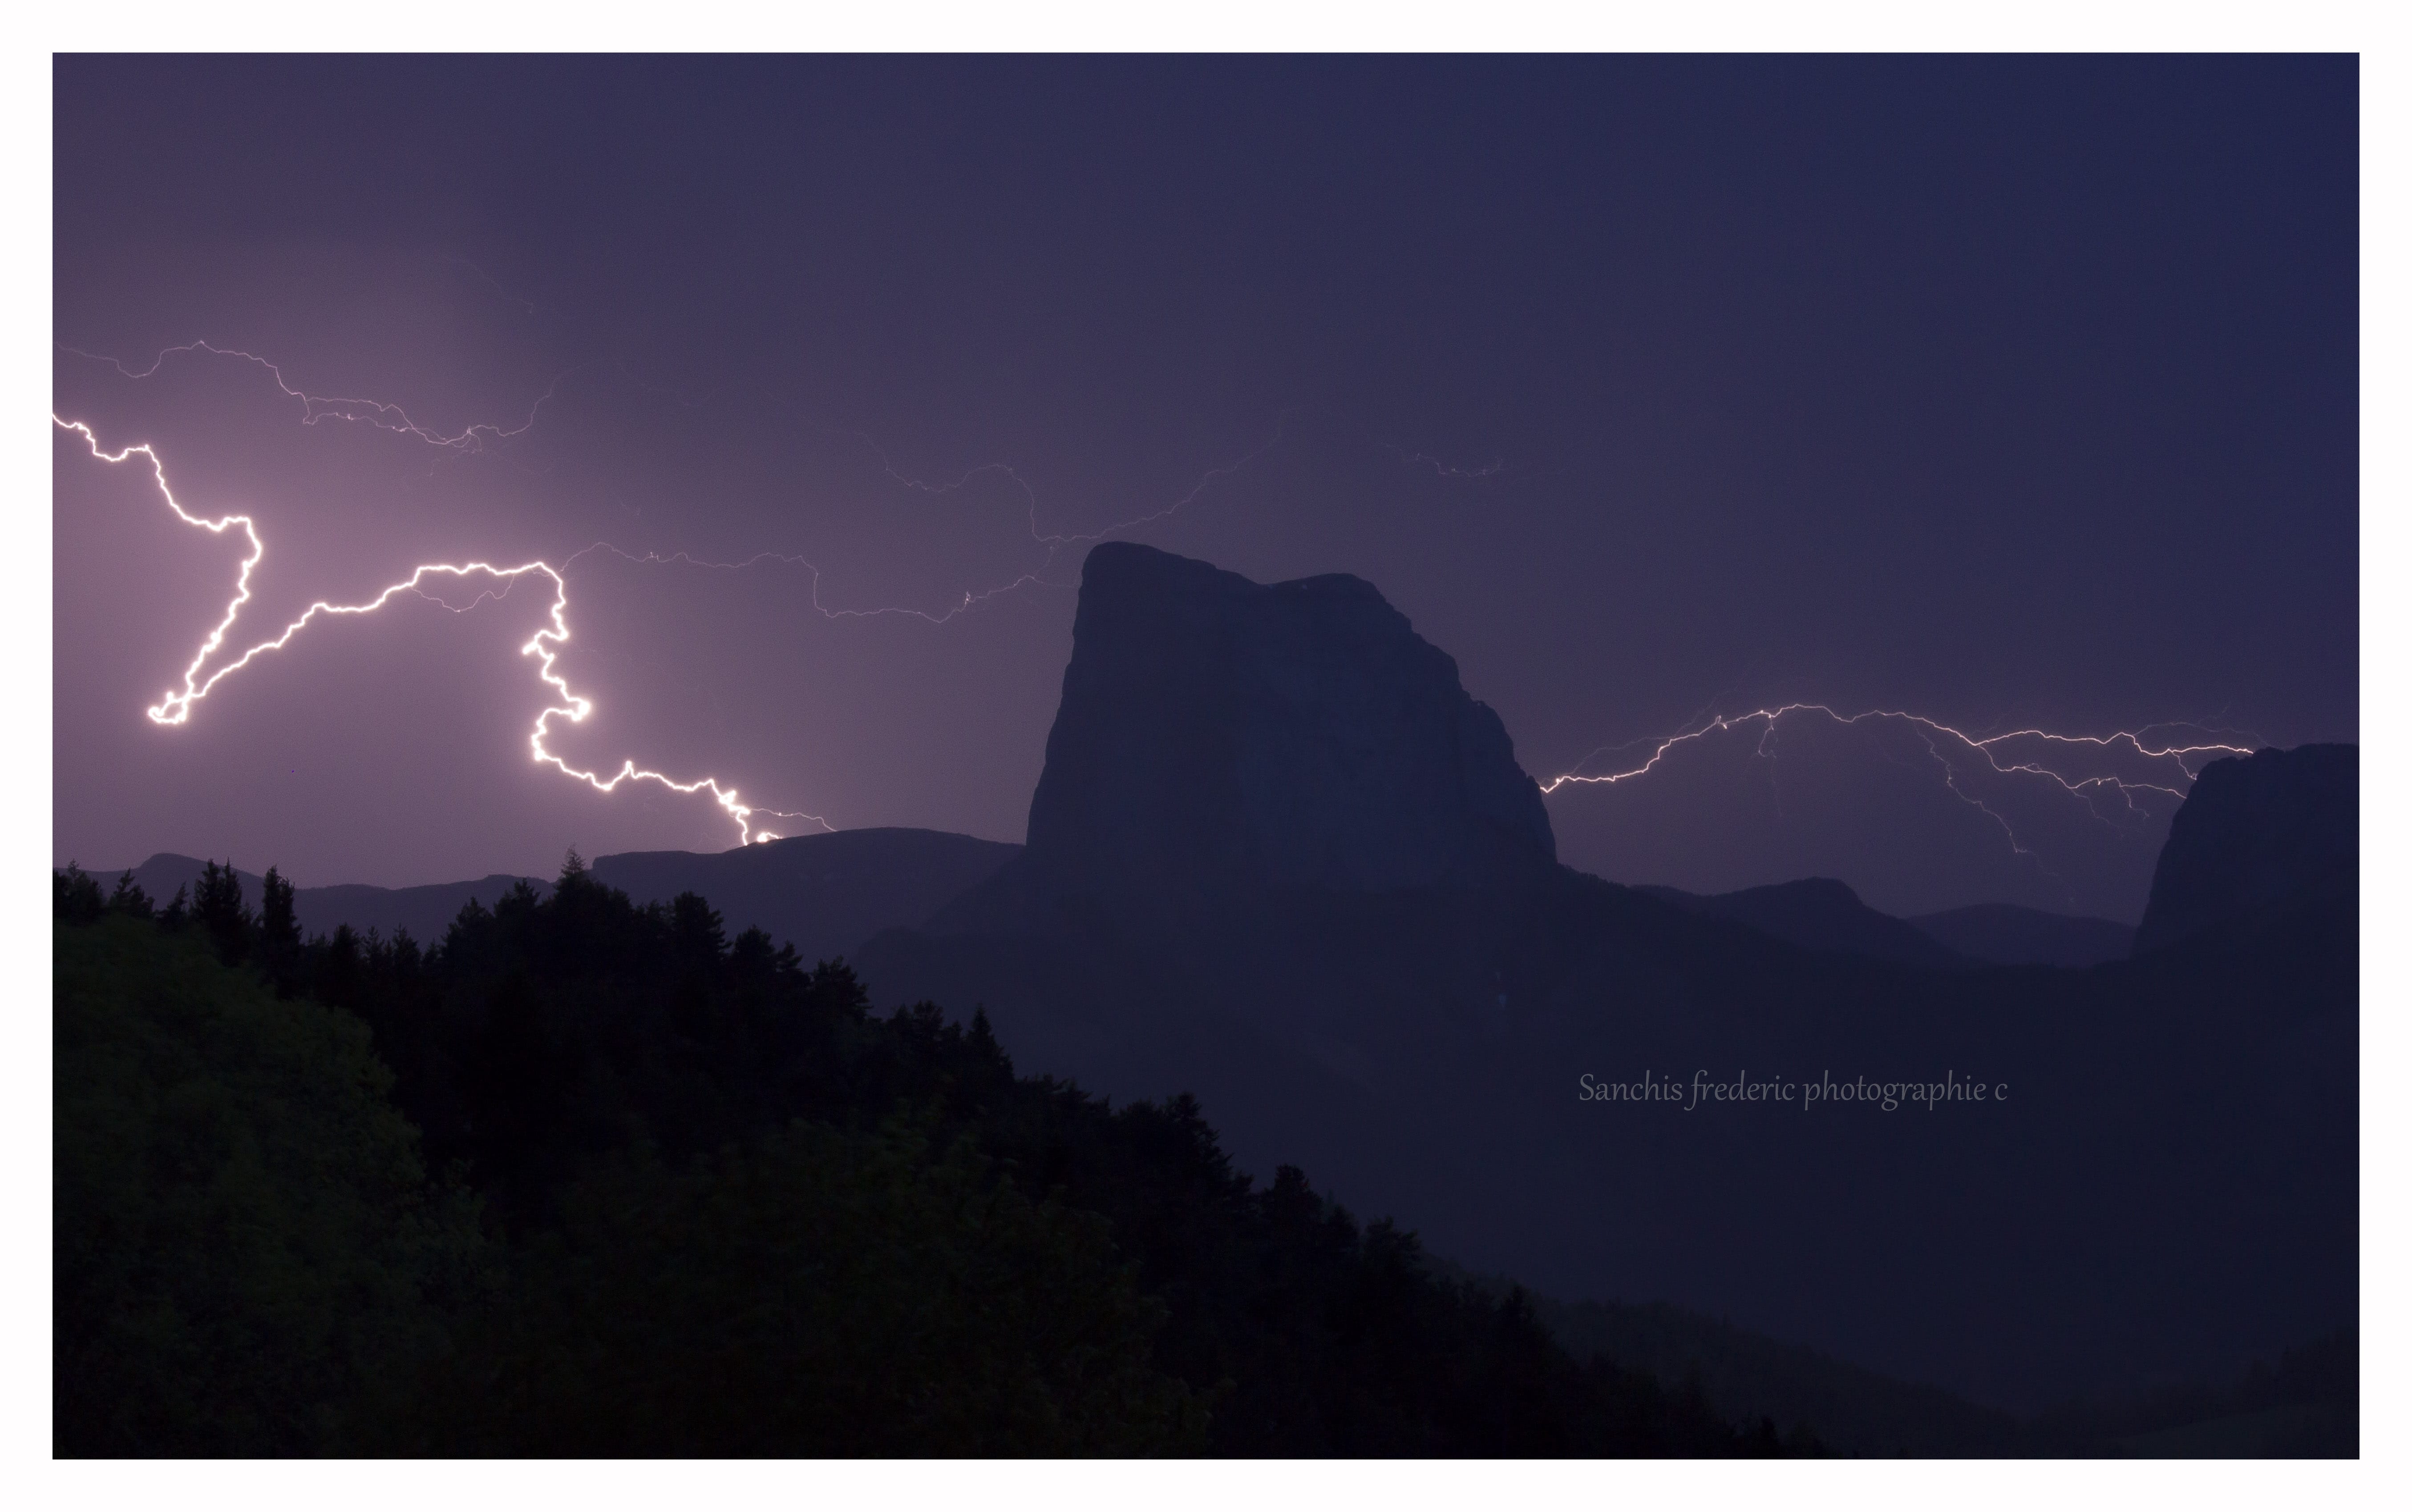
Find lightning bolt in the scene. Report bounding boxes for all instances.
[58,340,563,452]
[1542,703,2257,869]
[1376,442,1510,480]
[548,415,1292,627]
[76,338,2239,886]
[66,340,1286,620]
[53,415,826,846]
[846,411,1292,617]
[53,340,1284,849]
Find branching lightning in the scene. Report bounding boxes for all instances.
[59,340,563,452]
[53,342,1283,849]
[53,415,824,846]
[62,338,2258,887]
[1376,442,1510,480]
[848,411,1292,618]
[1540,703,2256,869]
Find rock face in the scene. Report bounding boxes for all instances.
[1012,542,1554,913]
[2132,743,2357,955]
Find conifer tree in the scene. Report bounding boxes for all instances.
[107,871,153,919]
[53,864,103,924]
[193,861,251,965]
[257,865,303,992]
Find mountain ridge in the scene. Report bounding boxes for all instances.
[853,543,2357,1412]
[1636,877,1974,970]
[90,827,1022,966]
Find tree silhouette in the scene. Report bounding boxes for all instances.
[54,855,1801,1458]
[107,871,153,919]
[54,913,484,1454]
[53,863,103,925]
[192,860,251,965]
[257,866,302,993]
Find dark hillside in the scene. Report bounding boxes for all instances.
[53,861,1785,1458]
[1906,904,2133,968]
[1639,877,1973,969]
[53,912,483,1455]
[591,825,1020,967]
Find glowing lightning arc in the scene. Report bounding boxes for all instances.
[53,415,826,846]
[1540,702,2257,864]
[58,340,562,452]
[62,339,2258,877]
[1542,703,2255,795]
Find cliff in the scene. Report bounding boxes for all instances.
[2132,743,2356,955]
[1002,542,1553,920]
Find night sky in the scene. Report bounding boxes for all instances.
[51,56,2358,922]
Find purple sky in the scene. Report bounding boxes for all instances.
[52,57,2357,922]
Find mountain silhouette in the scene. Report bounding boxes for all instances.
[109,855,550,946]
[591,827,1020,966]
[1639,878,1973,970]
[1905,903,2134,968]
[854,543,2357,1412]
[103,827,1020,968]
[2132,743,2356,956]
[939,541,1554,939]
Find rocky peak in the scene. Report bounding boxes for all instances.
[1017,542,1554,910]
[2133,742,2356,954]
